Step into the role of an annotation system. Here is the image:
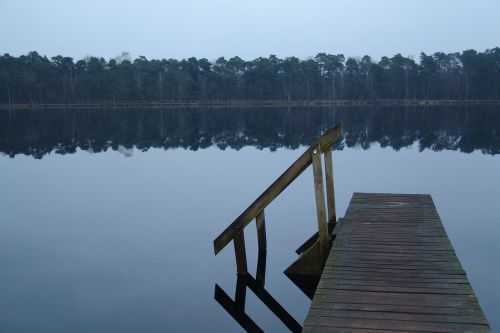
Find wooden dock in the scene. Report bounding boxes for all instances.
[213,126,491,332]
[303,192,491,333]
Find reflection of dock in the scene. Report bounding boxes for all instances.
[214,250,302,333]
[213,125,491,332]
[303,193,491,332]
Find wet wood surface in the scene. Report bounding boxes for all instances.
[303,193,491,332]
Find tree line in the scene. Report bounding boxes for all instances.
[1,48,499,105]
[2,106,499,158]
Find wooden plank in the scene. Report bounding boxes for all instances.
[315,284,475,296]
[330,245,456,253]
[319,275,469,285]
[303,326,430,333]
[331,246,456,253]
[323,263,465,272]
[213,124,341,254]
[327,251,461,261]
[304,316,491,333]
[322,264,464,273]
[309,301,487,317]
[326,259,464,269]
[308,308,488,325]
[303,193,491,332]
[320,274,469,284]
[327,251,459,260]
[318,277,472,288]
[310,296,481,314]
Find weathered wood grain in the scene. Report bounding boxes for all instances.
[312,144,329,262]
[233,229,247,275]
[213,124,341,254]
[255,210,267,250]
[323,147,336,223]
[303,193,491,332]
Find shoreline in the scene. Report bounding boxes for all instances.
[1,99,500,109]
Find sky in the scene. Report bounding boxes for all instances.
[1,0,499,62]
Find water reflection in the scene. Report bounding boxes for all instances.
[1,105,499,158]
[1,110,499,331]
[214,248,306,333]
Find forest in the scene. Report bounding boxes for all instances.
[0,48,499,104]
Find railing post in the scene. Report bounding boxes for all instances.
[255,210,267,250]
[311,144,330,262]
[235,274,247,311]
[324,146,336,223]
[233,228,248,275]
[256,248,267,286]
[255,210,267,285]
[214,125,341,256]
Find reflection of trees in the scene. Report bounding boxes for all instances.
[1,106,499,159]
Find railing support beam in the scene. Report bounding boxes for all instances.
[312,144,330,262]
[233,229,248,275]
[255,210,267,285]
[256,210,267,250]
[213,124,341,255]
[256,249,267,286]
[235,274,247,311]
[324,147,336,223]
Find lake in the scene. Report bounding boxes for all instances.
[1,105,499,332]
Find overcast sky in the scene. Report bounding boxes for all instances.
[1,0,499,61]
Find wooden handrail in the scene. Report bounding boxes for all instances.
[213,124,341,255]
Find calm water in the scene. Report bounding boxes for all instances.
[1,106,499,332]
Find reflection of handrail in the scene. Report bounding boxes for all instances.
[214,249,302,333]
[244,274,302,332]
[215,282,263,332]
[213,125,341,274]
